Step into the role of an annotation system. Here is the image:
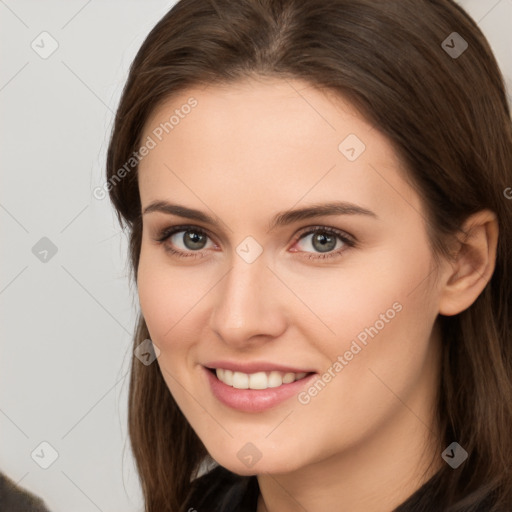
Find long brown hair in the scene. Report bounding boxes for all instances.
[105,1,512,510]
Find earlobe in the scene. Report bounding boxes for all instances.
[438,210,499,316]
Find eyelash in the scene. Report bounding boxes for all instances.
[154,224,356,261]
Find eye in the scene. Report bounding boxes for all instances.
[291,226,355,260]
[155,226,216,259]
[154,224,356,260]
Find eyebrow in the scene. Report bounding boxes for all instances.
[142,200,378,231]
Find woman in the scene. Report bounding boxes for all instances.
[105,0,512,510]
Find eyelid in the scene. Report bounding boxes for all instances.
[155,224,214,244]
[294,225,355,244]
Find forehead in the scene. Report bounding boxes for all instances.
[137,77,422,223]
[142,77,371,148]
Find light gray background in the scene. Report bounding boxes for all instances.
[1,1,511,511]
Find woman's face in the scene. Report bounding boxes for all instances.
[137,77,446,475]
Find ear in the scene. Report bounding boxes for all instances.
[438,209,499,316]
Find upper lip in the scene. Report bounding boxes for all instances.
[204,360,316,374]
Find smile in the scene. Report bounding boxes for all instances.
[203,366,317,412]
[212,368,310,389]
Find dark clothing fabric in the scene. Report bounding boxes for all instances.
[0,472,51,512]
[185,465,499,512]
[186,465,259,512]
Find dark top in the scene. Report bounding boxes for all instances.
[0,472,51,512]
[185,464,498,512]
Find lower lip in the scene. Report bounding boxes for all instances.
[203,366,317,412]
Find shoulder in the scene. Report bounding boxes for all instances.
[184,464,259,512]
[0,472,51,512]
[393,469,506,512]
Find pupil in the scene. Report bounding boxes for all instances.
[313,233,336,253]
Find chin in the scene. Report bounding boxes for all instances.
[211,450,303,477]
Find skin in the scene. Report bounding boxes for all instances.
[136,76,498,512]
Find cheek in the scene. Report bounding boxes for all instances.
[136,248,214,352]
[297,240,438,376]
[309,251,438,416]
[137,248,185,345]
[137,259,200,404]
[282,255,431,345]
[137,257,168,339]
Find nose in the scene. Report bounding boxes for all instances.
[209,251,287,348]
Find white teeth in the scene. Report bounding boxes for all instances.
[215,368,308,389]
[268,371,284,388]
[249,372,268,390]
[232,371,249,389]
[282,372,295,384]
[223,369,233,386]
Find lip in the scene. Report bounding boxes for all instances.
[204,360,316,374]
[202,365,317,413]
